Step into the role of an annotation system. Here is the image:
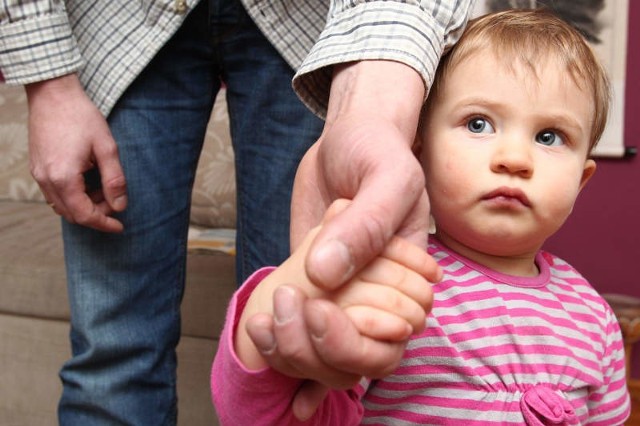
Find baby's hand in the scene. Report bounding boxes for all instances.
[257,200,438,343]
[331,235,439,341]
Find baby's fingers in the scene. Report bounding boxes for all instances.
[357,257,434,314]
[335,283,429,333]
[344,305,412,342]
[382,236,442,283]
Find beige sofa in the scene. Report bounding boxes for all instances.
[0,84,238,425]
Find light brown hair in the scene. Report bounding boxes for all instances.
[423,8,610,152]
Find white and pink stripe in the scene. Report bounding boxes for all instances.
[211,239,630,425]
[355,239,629,424]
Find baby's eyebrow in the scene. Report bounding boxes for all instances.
[539,112,582,129]
[531,111,586,138]
[452,97,511,117]
[453,97,501,110]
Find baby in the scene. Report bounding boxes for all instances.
[212,9,629,425]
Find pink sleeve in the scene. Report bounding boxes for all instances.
[210,268,365,426]
[586,305,631,425]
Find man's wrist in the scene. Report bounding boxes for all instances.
[326,61,424,140]
[25,73,83,103]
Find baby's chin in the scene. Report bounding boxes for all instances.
[436,228,543,258]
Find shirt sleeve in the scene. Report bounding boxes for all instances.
[586,305,631,425]
[0,0,83,85]
[292,0,475,117]
[210,267,365,426]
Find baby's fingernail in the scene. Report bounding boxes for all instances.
[311,239,353,287]
[274,286,296,325]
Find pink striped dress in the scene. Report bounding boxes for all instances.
[211,239,630,425]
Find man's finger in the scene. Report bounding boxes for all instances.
[270,286,361,388]
[304,299,407,379]
[63,179,124,233]
[305,180,429,291]
[248,286,361,388]
[93,136,127,212]
[292,380,330,421]
[290,143,327,250]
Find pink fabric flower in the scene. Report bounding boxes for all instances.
[520,386,579,425]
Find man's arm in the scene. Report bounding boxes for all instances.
[269,0,475,417]
[1,3,127,232]
[291,0,475,289]
[25,74,127,232]
[293,0,474,117]
[292,60,430,288]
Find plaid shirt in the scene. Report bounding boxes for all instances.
[0,0,474,117]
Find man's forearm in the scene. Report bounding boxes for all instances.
[326,61,424,142]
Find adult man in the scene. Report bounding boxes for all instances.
[0,0,474,423]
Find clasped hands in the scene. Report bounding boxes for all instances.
[236,200,441,421]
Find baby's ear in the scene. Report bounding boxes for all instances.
[411,135,422,158]
[579,159,597,191]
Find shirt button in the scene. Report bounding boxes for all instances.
[175,0,187,14]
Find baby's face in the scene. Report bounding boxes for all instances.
[420,49,595,260]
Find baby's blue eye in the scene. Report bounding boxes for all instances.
[536,130,564,146]
[467,118,494,134]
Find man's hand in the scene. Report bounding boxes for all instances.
[26,74,127,232]
[237,199,436,367]
[241,200,440,421]
[291,60,432,290]
[247,286,413,421]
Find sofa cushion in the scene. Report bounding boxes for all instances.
[0,314,69,424]
[0,313,221,425]
[0,85,44,203]
[0,201,68,320]
[0,200,236,339]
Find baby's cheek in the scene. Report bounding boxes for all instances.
[543,183,581,226]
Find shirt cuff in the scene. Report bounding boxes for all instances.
[0,13,83,85]
[293,1,446,118]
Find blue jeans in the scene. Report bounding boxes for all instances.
[57,0,323,424]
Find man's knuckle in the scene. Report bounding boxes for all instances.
[99,141,119,157]
[104,175,126,191]
[71,209,94,226]
[361,214,390,256]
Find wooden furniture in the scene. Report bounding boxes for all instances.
[603,293,640,425]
